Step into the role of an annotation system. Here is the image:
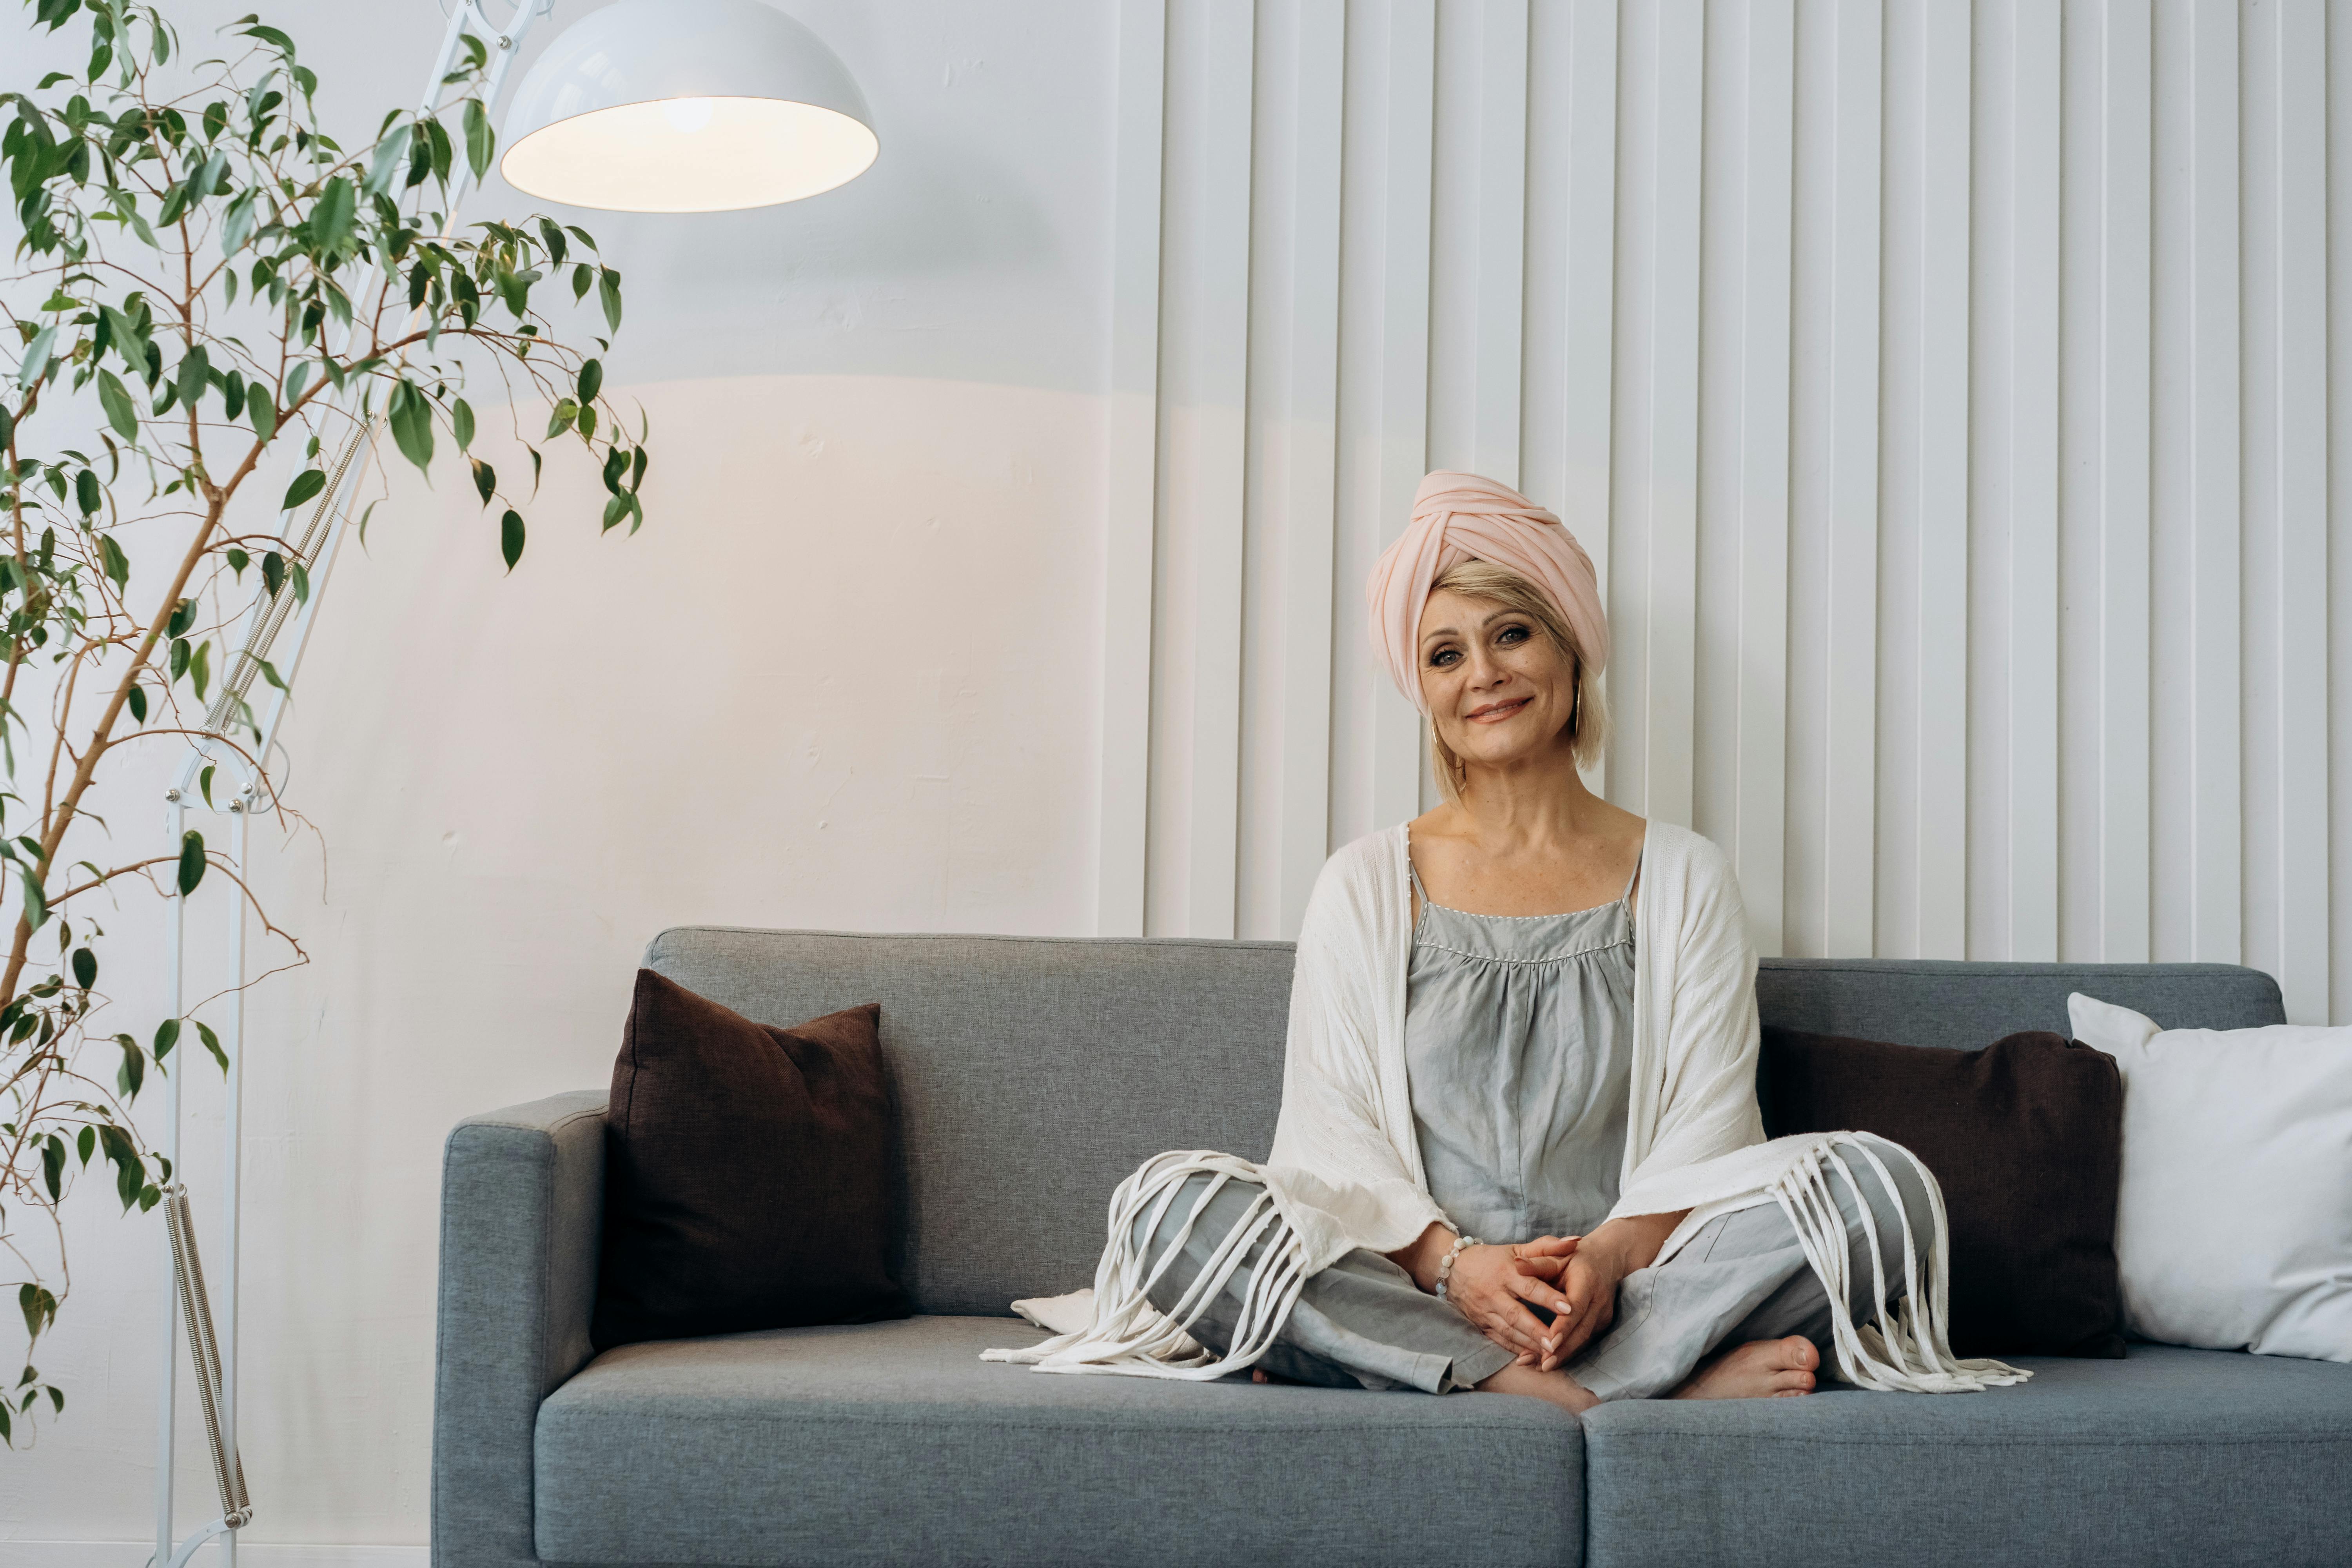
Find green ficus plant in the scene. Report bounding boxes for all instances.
[0,0,649,1444]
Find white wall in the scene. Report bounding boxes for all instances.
[1108,0,2352,1033]
[0,0,1116,1556]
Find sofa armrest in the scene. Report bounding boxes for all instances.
[431,1091,607,1568]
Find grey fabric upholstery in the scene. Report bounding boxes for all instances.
[432,1091,606,1568]
[643,928,1297,1315]
[1581,1344,2352,1568]
[533,1315,1583,1568]
[1755,957,2285,1046]
[432,929,2345,1568]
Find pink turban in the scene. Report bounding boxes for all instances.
[1366,471,1608,712]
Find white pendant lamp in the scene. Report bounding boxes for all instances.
[500,0,877,213]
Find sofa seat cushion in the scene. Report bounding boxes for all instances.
[1582,1343,2352,1568]
[534,1314,1583,1568]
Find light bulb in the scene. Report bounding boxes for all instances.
[659,97,715,134]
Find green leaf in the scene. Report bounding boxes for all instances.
[16,325,57,389]
[78,1124,96,1165]
[571,263,592,301]
[167,597,198,637]
[96,369,138,441]
[189,640,210,702]
[387,381,434,475]
[225,548,249,578]
[262,552,285,596]
[309,175,356,252]
[576,358,602,404]
[576,403,597,442]
[19,1281,54,1341]
[40,1138,62,1200]
[527,445,543,494]
[545,399,577,440]
[126,685,147,724]
[169,638,190,682]
[537,217,567,265]
[451,396,474,450]
[470,457,495,506]
[154,1017,179,1060]
[282,468,326,511]
[117,1036,143,1098]
[462,98,493,183]
[71,946,94,988]
[75,469,101,515]
[197,1020,227,1073]
[248,386,276,439]
[97,535,128,590]
[199,763,214,808]
[18,866,44,930]
[364,127,407,196]
[221,190,257,254]
[290,560,310,603]
[500,508,523,571]
[176,344,209,409]
[598,267,622,332]
[176,830,205,895]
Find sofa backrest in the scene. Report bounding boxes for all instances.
[644,927,2285,1316]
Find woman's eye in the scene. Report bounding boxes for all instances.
[1428,648,1460,668]
[1497,624,1530,645]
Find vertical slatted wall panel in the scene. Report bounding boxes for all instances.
[1103,0,2342,1021]
[1276,0,1344,938]
[2096,0,2154,964]
[2268,0,2330,1021]
[2190,0,2243,964]
[1093,0,1166,937]
[2007,0,2062,960]
[1913,0,1970,959]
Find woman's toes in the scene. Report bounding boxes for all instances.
[1780,1336,1819,1371]
[1771,1367,1815,1394]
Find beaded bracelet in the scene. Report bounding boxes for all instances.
[1433,1232,1485,1300]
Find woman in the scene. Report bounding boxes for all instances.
[992,472,2025,1410]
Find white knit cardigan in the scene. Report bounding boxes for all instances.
[988,821,2028,1395]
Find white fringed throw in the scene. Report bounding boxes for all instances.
[983,1151,1307,1380]
[1768,1134,2029,1392]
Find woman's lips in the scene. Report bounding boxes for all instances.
[1466,697,1532,723]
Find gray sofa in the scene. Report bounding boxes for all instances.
[433,927,2352,1568]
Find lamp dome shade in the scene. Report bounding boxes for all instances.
[499,0,877,213]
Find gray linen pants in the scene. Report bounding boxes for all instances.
[1134,1135,1935,1402]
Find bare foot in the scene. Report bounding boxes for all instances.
[1476,1361,1599,1414]
[1670,1336,1820,1400]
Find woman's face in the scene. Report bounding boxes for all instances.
[1416,588,1579,773]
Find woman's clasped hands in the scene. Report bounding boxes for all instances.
[1445,1235,1626,1372]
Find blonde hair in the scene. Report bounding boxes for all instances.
[1424,559,1609,804]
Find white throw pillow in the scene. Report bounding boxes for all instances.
[2068,992,2352,1362]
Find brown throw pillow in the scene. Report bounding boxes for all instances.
[1757,1027,2125,1359]
[592,969,909,1350]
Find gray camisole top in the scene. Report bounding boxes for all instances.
[1403,849,1640,1244]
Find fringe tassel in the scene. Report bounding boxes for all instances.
[1771,1134,2033,1394]
[982,1150,1308,1381]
